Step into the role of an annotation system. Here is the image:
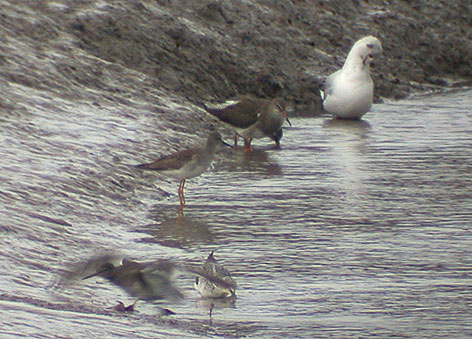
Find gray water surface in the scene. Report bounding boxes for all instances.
[1,89,472,338]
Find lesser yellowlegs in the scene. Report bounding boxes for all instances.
[203,97,291,152]
[136,131,229,207]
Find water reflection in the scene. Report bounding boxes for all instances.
[196,295,236,319]
[221,148,282,175]
[321,118,372,132]
[321,118,373,214]
[133,204,215,248]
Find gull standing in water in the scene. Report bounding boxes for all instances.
[322,36,383,119]
[136,131,229,208]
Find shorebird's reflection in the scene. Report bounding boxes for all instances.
[221,148,282,175]
[133,205,215,248]
[196,295,236,320]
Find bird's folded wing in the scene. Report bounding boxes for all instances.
[136,148,198,171]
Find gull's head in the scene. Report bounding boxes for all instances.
[346,36,383,69]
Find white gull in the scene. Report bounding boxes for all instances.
[322,36,383,119]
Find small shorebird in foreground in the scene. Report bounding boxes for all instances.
[195,251,236,299]
[136,131,229,208]
[203,97,291,152]
[61,253,235,313]
[322,36,383,120]
[195,251,237,317]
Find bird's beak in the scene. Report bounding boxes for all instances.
[285,116,292,127]
[281,110,292,127]
[83,267,108,280]
[221,140,232,148]
[275,102,292,127]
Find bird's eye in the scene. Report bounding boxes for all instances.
[366,43,374,49]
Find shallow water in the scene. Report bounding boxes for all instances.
[1,89,472,338]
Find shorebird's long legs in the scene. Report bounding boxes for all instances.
[178,180,183,205]
[178,179,186,206]
[209,302,215,318]
[182,180,186,205]
[177,205,184,219]
[243,138,252,153]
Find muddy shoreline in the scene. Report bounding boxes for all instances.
[1,1,471,125]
